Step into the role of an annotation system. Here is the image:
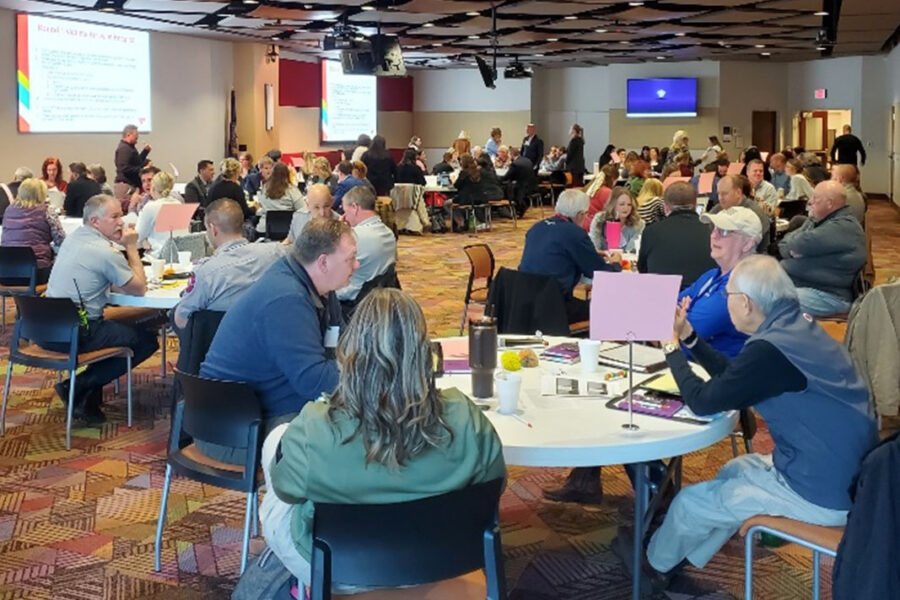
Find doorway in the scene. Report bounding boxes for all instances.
[793,109,852,164]
[751,111,777,153]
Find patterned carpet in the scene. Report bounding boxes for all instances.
[0,200,897,600]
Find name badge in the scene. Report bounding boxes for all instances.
[324,326,340,349]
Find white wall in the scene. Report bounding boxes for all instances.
[718,61,788,157]
[889,45,900,204]
[0,8,233,183]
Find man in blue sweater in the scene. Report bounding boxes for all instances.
[519,189,622,323]
[198,218,358,463]
[627,255,876,591]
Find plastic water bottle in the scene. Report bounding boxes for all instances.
[468,209,477,232]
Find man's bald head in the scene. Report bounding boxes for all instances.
[808,180,847,221]
[831,163,857,185]
[306,183,332,206]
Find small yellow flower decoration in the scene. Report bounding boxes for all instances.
[500,350,522,371]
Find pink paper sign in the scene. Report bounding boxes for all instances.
[662,176,690,190]
[589,272,682,342]
[726,162,744,175]
[605,221,622,250]
[155,202,200,233]
[698,171,716,195]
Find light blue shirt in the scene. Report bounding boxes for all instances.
[485,137,500,158]
[770,169,791,194]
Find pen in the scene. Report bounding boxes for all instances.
[512,414,533,428]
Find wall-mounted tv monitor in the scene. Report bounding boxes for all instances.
[626,78,697,118]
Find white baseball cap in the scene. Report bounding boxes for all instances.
[700,206,762,238]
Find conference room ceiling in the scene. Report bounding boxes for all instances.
[4,0,900,68]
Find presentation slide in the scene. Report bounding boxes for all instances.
[320,60,376,143]
[17,14,152,133]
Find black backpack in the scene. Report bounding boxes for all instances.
[231,546,294,600]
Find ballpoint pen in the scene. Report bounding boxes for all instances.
[512,414,533,428]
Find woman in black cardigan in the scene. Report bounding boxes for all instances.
[566,123,586,187]
[395,147,426,185]
[361,135,397,196]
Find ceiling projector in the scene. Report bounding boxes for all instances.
[504,62,533,79]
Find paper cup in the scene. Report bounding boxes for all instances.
[495,372,521,415]
[150,258,165,280]
[578,340,603,373]
[177,251,192,267]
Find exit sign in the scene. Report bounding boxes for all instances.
[814,88,827,99]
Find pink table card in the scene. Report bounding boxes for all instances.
[155,203,199,233]
[589,272,682,342]
[662,176,690,190]
[726,162,744,175]
[697,171,716,195]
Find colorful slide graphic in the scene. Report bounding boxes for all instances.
[320,59,376,143]
[17,14,151,133]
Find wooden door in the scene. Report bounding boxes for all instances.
[751,111,777,153]
[798,110,829,150]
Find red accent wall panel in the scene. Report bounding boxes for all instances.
[377,76,413,112]
[279,59,321,108]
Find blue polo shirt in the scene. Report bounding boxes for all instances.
[519,215,621,297]
[200,253,341,419]
[679,267,747,358]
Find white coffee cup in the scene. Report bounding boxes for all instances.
[495,372,522,415]
[177,251,192,267]
[149,258,165,280]
[578,340,603,374]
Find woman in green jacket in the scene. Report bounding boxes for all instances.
[260,288,506,595]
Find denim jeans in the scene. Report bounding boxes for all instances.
[646,454,847,572]
[796,287,851,317]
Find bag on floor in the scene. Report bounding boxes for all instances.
[232,545,294,600]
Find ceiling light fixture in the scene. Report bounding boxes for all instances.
[423,22,434,27]
[547,37,559,42]
[466,11,479,16]
[628,1,644,5]
[242,0,259,4]
[361,5,375,10]
[814,11,828,16]
[468,34,480,39]
[564,15,578,20]
[761,52,771,56]
[595,28,607,33]
[674,32,686,37]
[656,56,665,60]
[534,53,544,57]
[816,45,827,50]
[99,6,115,12]
[754,44,765,48]
[620,40,631,44]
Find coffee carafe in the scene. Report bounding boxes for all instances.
[469,317,497,398]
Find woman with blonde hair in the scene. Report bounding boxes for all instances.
[589,186,644,252]
[136,171,187,257]
[208,157,254,219]
[262,289,506,596]
[307,157,336,193]
[0,178,65,283]
[635,178,665,225]
[256,162,305,235]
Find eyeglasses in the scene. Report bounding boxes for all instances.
[725,291,745,298]
[712,227,734,237]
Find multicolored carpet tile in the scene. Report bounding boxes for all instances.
[0,200,897,599]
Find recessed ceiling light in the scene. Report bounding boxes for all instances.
[761,52,771,56]
[361,5,375,10]
[242,0,259,4]
[628,1,644,5]
[620,40,631,44]
[468,35,479,39]
[423,22,434,27]
[466,11,479,16]
[595,28,607,33]
[564,15,578,20]
[674,32,686,37]
[433,43,443,47]
[547,37,559,42]
[535,53,544,57]
[814,11,828,16]
[816,45,827,51]
[99,6,115,12]
[754,44,765,48]
[656,56,665,60]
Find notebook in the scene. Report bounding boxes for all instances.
[596,343,667,373]
[541,342,580,364]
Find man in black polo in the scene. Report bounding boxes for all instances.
[114,124,151,201]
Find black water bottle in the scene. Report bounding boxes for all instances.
[469,317,497,398]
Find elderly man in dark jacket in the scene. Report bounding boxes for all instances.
[778,180,866,316]
[114,124,151,201]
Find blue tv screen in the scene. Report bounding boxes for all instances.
[626,78,698,118]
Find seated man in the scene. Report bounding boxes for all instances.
[199,218,358,463]
[519,189,622,324]
[746,159,778,211]
[778,180,866,316]
[830,164,866,225]
[632,255,875,591]
[502,147,536,217]
[286,184,337,244]
[45,195,159,423]
[540,146,565,172]
[638,182,717,290]
[173,198,286,332]
[710,174,770,253]
[337,186,396,313]
[769,153,791,195]
[63,162,101,218]
[331,160,365,212]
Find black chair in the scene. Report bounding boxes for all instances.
[265,210,294,241]
[155,371,263,575]
[487,267,588,336]
[174,310,226,376]
[310,478,506,600]
[1,296,133,449]
[340,263,401,320]
[0,247,45,333]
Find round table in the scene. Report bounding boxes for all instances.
[437,337,737,600]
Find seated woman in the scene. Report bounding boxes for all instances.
[88,164,114,197]
[136,171,186,257]
[589,186,644,253]
[41,157,67,193]
[306,157,336,194]
[635,178,665,225]
[395,147,426,186]
[262,289,506,596]
[256,162,305,235]
[209,158,254,220]
[1,178,66,284]
[626,160,651,196]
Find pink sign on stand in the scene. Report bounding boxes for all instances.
[605,221,622,250]
[697,171,716,195]
[155,203,199,234]
[589,272,682,342]
[662,176,690,190]
[726,162,744,175]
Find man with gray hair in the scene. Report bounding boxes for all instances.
[778,180,866,316]
[637,181,716,290]
[114,124,152,201]
[622,255,876,591]
[199,218,358,463]
[519,189,622,324]
[1,167,33,222]
[44,195,159,424]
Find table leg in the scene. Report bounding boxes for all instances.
[632,462,648,600]
[160,324,167,378]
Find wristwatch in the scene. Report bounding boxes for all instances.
[663,342,680,355]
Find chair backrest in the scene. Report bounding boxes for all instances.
[312,478,504,587]
[266,210,294,241]
[174,370,262,452]
[487,267,571,336]
[0,246,38,289]
[175,310,226,375]
[13,295,80,347]
[464,243,495,284]
[356,263,401,304]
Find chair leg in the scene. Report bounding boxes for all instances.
[459,301,469,336]
[744,527,756,599]
[510,203,517,228]
[813,550,820,600]
[1,296,5,334]
[745,437,754,454]
[240,491,254,574]
[160,325,167,378]
[155,463,173,572]
[1,359,13,436]
[730,432,739,457]
[126,355,132,427]
[484,526,507,600]
[114,377,119,397]
[251,491,259,538]
[65,373,76,450]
